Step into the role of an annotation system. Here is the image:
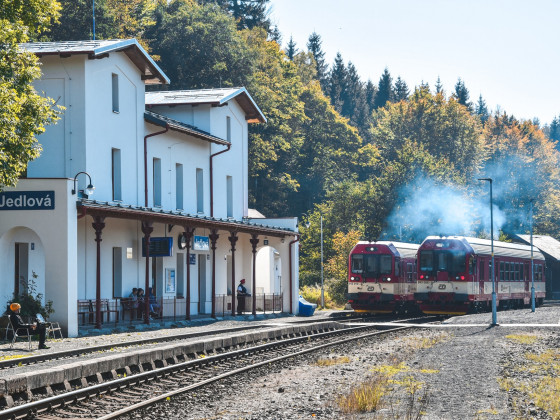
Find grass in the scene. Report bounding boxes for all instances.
[0,354,29,362]
[315,356,350,367]
[499,334,560,419]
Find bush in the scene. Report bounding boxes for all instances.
[299,284,339,309]
[4,272,54,319]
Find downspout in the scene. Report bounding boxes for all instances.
[289,234,300,315]
[210,144,231,217]
[144,125,169,207]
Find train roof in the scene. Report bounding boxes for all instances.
[354,241,419,259]
[421,236,545,260]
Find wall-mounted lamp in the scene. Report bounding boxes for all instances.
[72,171,95,197]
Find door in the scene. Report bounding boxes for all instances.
[14,243,29,296]
[198,254,207,313]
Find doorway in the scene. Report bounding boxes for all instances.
[14,243,29,296]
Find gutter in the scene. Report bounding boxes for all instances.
[210,144,231,217]
[144,125,169,207]
[289,234,301,314]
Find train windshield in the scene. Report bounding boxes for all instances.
[351,254,393,276]
[419,250,466,274]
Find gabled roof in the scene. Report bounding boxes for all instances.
[516,234,560,261]
[19,39,169,85]
[145,87,266,123]
[144,110,229,146]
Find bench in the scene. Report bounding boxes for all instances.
[120,298,141,321]
[77,299,119,325]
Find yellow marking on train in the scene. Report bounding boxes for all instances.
[422,310,467,315]
[354,309,393,314]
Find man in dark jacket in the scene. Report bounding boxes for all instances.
[236,279,248,315]
[9,303,49,349]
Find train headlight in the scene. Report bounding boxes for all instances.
[386,277,391,282]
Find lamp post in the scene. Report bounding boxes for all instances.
[320,213,324,309]
[72,171,95,197]
[478,178,497,325]
[530,199,535,312]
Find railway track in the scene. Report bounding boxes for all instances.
[0,317,433,420]
[0,313,372,371]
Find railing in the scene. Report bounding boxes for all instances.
[77,293,284,328]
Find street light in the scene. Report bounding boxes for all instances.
[72,171,95,197]
[530,199,535,312]
[478,178,497,325]
[304,214,324,309]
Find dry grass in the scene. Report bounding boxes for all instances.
[0,354,28,362]
[499,335,560,419]
[505,334,539,345]
[315,356,350,367]
[404,332,451,350]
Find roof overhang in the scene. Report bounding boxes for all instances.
[20,39,170,85]
[144,111,230,146]
[77,200,294,238]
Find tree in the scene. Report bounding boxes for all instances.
[198,0,271,31]
[293,51,316,85]
[475,94,489,123]
[285,35,297,60]
[0,0,62,189]
[327,52,347,113]
[453,78,472,111]
[306,31,327,88]
[435,76,443,95]
[394,76,409,101]
[549,116,560,143]
[325,230,362,304]
[373,67,393,109]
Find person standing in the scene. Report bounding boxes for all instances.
[237,279,248,315]
[9,303,49,349]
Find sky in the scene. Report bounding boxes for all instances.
[269,0,560,124]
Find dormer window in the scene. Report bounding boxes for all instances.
[112,73,119,113]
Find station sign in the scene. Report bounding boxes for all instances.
[0,191,55,210]
[193,235,209,251]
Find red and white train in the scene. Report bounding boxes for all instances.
[415,236,546,315]
[347,241,419,314]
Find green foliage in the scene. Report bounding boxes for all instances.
[325,230,363,304]
[0,2,62,189]
[6,272,54,319]
[299,284,336,309]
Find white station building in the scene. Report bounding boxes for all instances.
[0,40,300,337]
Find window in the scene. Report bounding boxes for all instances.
[196,168,204,213]
[478,259,485,281]
[112,73,119,113]
[351,254,363,274]
[176,163,183,210]
[469,255,476,274]
[499,262,504,281]
[226,116,231,142]
[112,247,122,298]
[380,255,393,274]
[407,263,415,282]
[153,158,161,207]
[394,257,400,276]
[112,148,121,201]
[226,175,233,218]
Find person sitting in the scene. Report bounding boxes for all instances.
[128,288,139,308]
[9,303,49,350]
[148,287,160,318]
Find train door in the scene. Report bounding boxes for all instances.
[478,258,485,296]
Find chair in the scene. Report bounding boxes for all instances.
[47,322,63,339]
[6,316,32,350]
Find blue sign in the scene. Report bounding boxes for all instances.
[0,191,55,210]
[189,254,197,265]
[193,235,209,251]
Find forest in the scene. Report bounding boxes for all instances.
[4,0,560,305]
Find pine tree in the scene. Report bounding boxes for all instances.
[435,76,443,95]
[307,31,328,88]
[394,76,409,101]
[365,80,377,113]
[198,0,271,31]
[328,52,347,113]
[453,78,472,111]
[475,94,489,123]
[549,116,560,143]
[345,62,368,133]
[286,36,297,61]
[373,67,393,109]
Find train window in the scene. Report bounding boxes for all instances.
[499,262,504,281]
[519,264,524,281]
[506,262,511,281]
[407,263,414,282]
[351,255,364,274]
[437,252,448,271]
[479,259,485,280]
[364,255,379,276]
[515,263,519,281]
[380,255,392,274]
[419,251,434,272]
[395,258,400,276]
[450,251,466,274]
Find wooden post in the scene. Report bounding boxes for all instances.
[141,221,153,325]
[182,227,195,320]
[92,216,105,330]
[209,229,219,318]
[250,234,259,316]
[228,232,239,317]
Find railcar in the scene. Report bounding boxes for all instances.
[415,236,546,315]
[347,241,419,314]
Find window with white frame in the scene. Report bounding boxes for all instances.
[153,158,162,207]
[196,168,204,213]
[112,148,122,201]
[112,73,119,113]
[176,163,183,210]
[226,116,231,142]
